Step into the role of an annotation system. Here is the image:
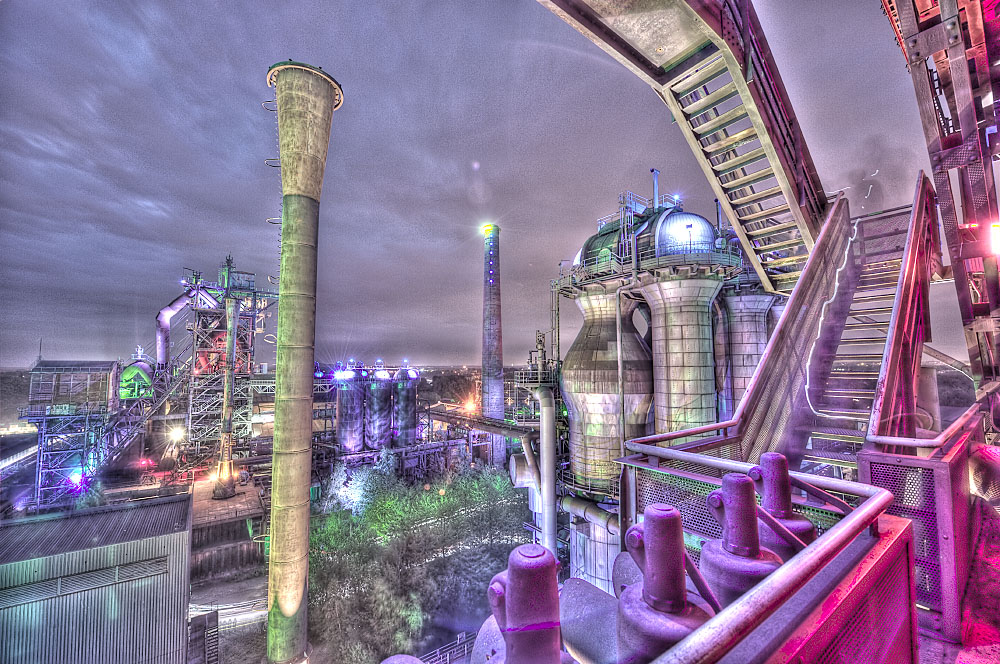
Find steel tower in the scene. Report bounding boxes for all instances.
[481,225,504,408]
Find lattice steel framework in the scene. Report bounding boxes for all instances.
[186,306,254,462]
[883,1,1000,402]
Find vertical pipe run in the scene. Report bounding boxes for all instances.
[266,61,342,664]
[212,295,238,499]
[534,386,557,555]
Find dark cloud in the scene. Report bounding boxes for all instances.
[0,0,968,368]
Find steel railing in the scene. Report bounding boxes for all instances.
[867,173,940,442]
[617,443,893,664]
[627,193,853,460]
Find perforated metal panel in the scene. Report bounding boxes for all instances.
[814,552,912,664]
[868,462,941,609]
[634,465,846,565]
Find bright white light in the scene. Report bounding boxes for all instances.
[169,427,185,443]
[69,470,83,485]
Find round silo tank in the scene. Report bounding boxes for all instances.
[365,366,393,450]
[560,288,653,496]
[393,366,419,447]
[336,367,364,453]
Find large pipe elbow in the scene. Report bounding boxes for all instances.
[156,288,196,368]
[560,495,620,536]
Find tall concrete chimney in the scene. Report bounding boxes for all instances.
[481,224,504,461]
[265,60,342,664]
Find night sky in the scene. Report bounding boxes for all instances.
[0,1,970,369]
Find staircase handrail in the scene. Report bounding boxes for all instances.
[867,172,940,441]
[629,193,851,455]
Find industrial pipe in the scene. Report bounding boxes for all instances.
[212,294,239,499]
[560,495,620,536]
[155,289,195,368]
[534,386,557,555]
[427,408,537,441]
[266,60,342,664]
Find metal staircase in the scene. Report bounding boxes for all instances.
[539,0,827,293]
[806,251,905,472]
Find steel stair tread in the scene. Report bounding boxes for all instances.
[849,306,893,315]
[693,106,749,136]
[740,203,791,222]
[704,127,758,155]
[754,236,804,252]
[722,167,776,191]
[712,147,768,176]
[746,220,798,237]
[810,427,865,440]
[761,254,808,268]
[672,57,729,96]
[730,186,784,207]
[838,337,888,345]
[682,81,739,116]
[843,321,889,330]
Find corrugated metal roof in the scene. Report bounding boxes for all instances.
[31,360,117,373]
[0,495,191,565]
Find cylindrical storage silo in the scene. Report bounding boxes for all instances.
[638,209,724,436]
[560,287,653,495]
[336,367,364,453]
[365,368,393,450]
[393,367,418,447]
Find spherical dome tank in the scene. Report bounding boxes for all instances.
[654,209,716,255]
[393,367,419,447]
[119,360,154,400]
[575,224,622,270]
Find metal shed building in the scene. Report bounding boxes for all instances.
[0,494,192,664]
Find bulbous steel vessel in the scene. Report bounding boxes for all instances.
[560,288,653,494]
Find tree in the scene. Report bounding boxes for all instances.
[307,464,529,662]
